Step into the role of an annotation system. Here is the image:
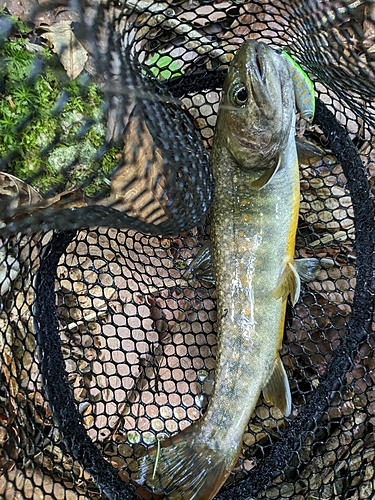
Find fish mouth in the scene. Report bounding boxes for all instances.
[252,42,266,81]
[246,42,284,120]
[249,44,273,116]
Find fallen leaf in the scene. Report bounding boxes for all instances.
[106,110,168,223]
[33,4,74,28]
[363,3,375,53]
[0,247,20,296]
[4,0,38,21]
[40,20,88,79]
[93,106,169,226]
[0,172,42,216]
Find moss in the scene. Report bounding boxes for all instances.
[0,13,122,197]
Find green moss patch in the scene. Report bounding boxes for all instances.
[0,14,121,196]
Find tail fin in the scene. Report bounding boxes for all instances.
[132,423,233,500]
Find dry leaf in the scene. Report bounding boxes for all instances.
[40,20,88,79]
[0,172,88,227]
[36,187,88,210]
[0,172,42,219]
[363,3,375,52]
[0,246,20,296]
[4,0,38,21]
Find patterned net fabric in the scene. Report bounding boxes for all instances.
[0,1,375,499]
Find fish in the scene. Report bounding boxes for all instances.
[132,40,301,499]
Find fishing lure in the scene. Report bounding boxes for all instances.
[282,50,315,122]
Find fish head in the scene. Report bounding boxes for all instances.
[218,40,295,178]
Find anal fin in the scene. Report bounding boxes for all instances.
[272,261,301,306]
[262,355,292,416]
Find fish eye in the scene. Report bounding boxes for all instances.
[229,82,248,107]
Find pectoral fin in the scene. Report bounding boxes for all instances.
[295,257,334,282]
[263,355,292,416]
[296,137,334,165]
[272,262,300,306]
[250,154,281,190]
[296,137,333,165]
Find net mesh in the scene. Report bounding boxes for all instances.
[0,1,375,499]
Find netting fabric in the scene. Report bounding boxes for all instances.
[1,1,375,499]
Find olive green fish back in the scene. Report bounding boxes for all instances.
[0,1,374,500]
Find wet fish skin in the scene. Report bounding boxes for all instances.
[133,40,300,500]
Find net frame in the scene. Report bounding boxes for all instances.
[1,1,375,499]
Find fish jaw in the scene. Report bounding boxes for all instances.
[218,40,295,177]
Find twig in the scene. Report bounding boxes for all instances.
[152,435,163,479]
